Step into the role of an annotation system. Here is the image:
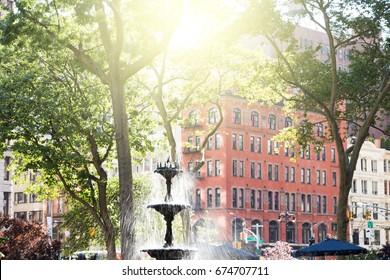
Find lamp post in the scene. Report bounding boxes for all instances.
[230,212,237,248]
[310,220,332,245]
[278,212,296,242]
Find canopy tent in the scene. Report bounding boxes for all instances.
[295,239,367,257]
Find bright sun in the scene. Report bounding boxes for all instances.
[169,5,214,50]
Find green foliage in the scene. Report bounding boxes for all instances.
[0,215,61,260]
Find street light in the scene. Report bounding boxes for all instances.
[310,220,332,244]
[230,212,237,248]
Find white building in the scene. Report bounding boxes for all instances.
[349,140,390,249]
[0,140,12,217]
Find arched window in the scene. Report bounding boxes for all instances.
[232,217,244,242]
[251,111,259,127]
[268,114,276,130]
[233,108,241,124]
[269,221,279,243]
[207,188,212,208]
[302,223,311,244]
[286,222,296,243]
[318,223,327,242]
[188,110,200,126]
[285,117,292,127]
[316,123,324,137]
[208,107,219,124]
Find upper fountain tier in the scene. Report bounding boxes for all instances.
[155,161,182,203]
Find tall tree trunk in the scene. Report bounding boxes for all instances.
[110,79,135,260]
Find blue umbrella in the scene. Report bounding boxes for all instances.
[295,239,367,257]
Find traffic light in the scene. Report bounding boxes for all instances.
[239,231,247,241]
[347,209,352,221]
[365,210,371,220]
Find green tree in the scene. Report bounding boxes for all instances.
[231,0,389,244]
[0,0,182,259]
[0,49,118,259]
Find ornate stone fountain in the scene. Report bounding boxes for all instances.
[141,161,197,260]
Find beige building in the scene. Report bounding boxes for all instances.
[348,140,390,249]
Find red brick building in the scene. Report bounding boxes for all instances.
[182,92,344,248]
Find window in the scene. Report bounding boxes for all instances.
[207,136,213,150]
[268,191,273,210]
[268,164,273,180]
[267,139,273,154]
[215,188,221,207]
[195,136,201,150]
[195,189,201,209]
[208,107,219,124]
[272,142,279,156]
[332,172,337,186]
[207,188,212,207]
[269,221,279,243]
[306,145,311,159]
[285,117,292,127]
[250,190,255,209]
[4,156,11,180]
[301,194,306,212]
[15,192,27,204]
[250,162,255,178]
[291,193,296,211]
[285,166,289,182]
[302,223,311,244]
[268,114,276,130]
[233,108,241,124]
[331,148,336,163]
[250,136,255,152]
[286,222,295,243]
[372,181,378,195]
[316,123,324,137]
[256,137,262,153]
[232,188,237,208]
[322,196,327,214]
[301,168,305,183]
[307,195,312,212]
[187,136,193,152]
[274,192,279,210]
[361,158,367,171]
[371,160,377,173]
[333,197,337,215]
[290,167,295,182]
[316,170,321,185]
[215,133,221,149]
[352,202,358,218]
[239,161,244,177]
[285,193,290,211]
[215,160,221,176]
[318,224,327,243]
[239,188,244,208]
[385,180,388,195]
[257,190,262,209]
[207,161,213,177]
[188,110,200,126]
[251,111,259,127]
[361,180,367,194]
[352,179,357,193]
[317,196,321,214]
[232,160,237,177]
[322,171,327,185]
[232,134,237,150]
[195,161,201,178]
[321,147,326,161]
[274,165,279,181]
[238,134,244,150]
[29,193,38,203]
[306,169,311,184]
[257,163,262,179]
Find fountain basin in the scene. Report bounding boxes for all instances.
[147,203,191,217]
[141,248,197,260]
